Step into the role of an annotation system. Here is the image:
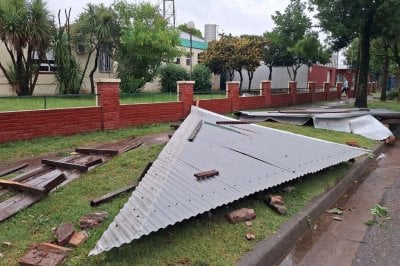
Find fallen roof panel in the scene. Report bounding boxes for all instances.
[90,106,368,256]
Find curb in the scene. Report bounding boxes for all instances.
[237,142,388,266]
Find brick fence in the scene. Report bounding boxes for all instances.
[0,79,343,144]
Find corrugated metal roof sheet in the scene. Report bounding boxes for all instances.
[89,106,368,256]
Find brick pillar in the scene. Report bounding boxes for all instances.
[289,81,297,105]
[336,82,343,99]
[261,80,272,107]
[308,82,316,102]
[226,81,240,112]
[96,79,120,130]
[177,81,194,117]
[323,82,331,101]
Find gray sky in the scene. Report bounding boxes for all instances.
[46,0,290,36]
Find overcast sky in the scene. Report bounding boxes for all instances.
[46,0,290,36]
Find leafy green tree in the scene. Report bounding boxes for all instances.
[177,23,202,38]
[310,0,386,107]
[0,0,53,95]
[193,64,212,91]
[263,31,282,80]
[53,9,82,94]
[114,2,181,92]
[239,35,265,90]
[159,63,188,92]
[271,0,330,81]
[75,3,120,93]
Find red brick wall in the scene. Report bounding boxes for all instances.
[314,92,327,102]
[239,96,266,110]
[119,102,184,127]
[197,98,232,114]
[296,93,312,104]
[308,65,337,88]
[0,107,102,144]
[270,94,292,107]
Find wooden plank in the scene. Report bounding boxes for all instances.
[188,120,203,142]
[0,194,42,222]
[0,179,46,195]
[84,158,103,168]
[215,121,249,125]
[12,166,53,183]
[194,170,219,179]
[75,148,118,155]
[119,140,144,153]
[90,183,137,207]
[42,159,88,172]
[0,163,29,177]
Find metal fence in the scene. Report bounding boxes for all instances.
[119,92,177,104]
[0,94,98,112]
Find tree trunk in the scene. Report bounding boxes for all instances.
[380,44,388,101]
[89,48,100,93]
[354,10,374,108]
[286,66,293,81]
[79,46,95,92]
[237,69,243,91]
[268,65,273,80]
[247,70,253,91]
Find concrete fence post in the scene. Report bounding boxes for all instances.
[336,82,343,99]
[96,79,121,130]
[177,81,195,117]
[308,82,316,102]
[226,81,240,112]
[323,82,331,101]
[289,81,297,105]
[261,80,272,107]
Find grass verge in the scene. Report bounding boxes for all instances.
[0,123,171,167]
[0,122,376,265]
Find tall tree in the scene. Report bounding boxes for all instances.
[240,35,265,90]
[113,1,181,92]
[310,0,385,107]
[263,31,282,80]
[75,4,120,93]
[0,0,53,95]
[271,0,329,81]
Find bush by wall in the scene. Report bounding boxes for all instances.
[193,64,212,91]
[160,63,189,92]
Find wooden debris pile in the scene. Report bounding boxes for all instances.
[0,138,143,223]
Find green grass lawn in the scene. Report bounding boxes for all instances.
[0,120,376,265]
[0,92,227,112]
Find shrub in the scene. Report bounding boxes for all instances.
[193,64,212,91]
[159,63,189,92]
[387,89,399,100]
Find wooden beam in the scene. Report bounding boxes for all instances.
[42,159,88,171]
[0,163,29,177]
[90,183,137,207]
[119,140,144,153]
[75,148,118,155]
[12,166,53,183]
[0,179,46,195]
[188,120,203,142]
[194,170,219,180]
[84,158,103,168]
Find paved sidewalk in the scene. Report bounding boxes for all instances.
[279,141,400,266]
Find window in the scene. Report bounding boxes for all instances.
[99,48,113,73]
[175,57,181,64]
[186,57,191,66]
[32,50,57,72]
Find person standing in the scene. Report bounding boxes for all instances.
[341,77,349,96]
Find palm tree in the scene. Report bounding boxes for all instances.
[0,0,53,95]
[75,4,120,93]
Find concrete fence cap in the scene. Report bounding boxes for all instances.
[177,81,195,84]
[226,81,240,84]
[95,78,121,83]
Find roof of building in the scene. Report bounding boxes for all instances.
[179,32,208,50]
[89,106,368,256]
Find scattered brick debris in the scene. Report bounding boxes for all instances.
[194,170,219,180]
[345,141,360,147]
[385,135,396,145]
[266,195,287,215]
[32,243,72,255]
[79,212,108,229]
[225,208,256,223]
[245,221,252,227]
[245,233,256,241]
[69,231,89,247]
[19,248,66,266]
[55,223,75,246]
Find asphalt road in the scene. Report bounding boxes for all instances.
[279,141,400,266]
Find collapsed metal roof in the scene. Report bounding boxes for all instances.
[90,106,368,256]
[238,109,397,141]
